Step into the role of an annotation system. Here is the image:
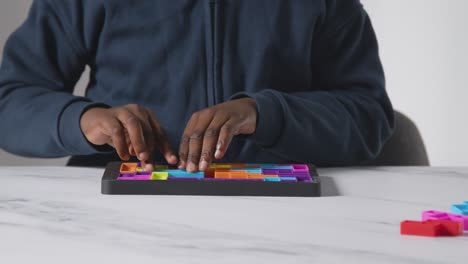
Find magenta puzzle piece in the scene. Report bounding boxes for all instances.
[422,210,468,231]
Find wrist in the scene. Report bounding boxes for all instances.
[58,100,112,155]
[80,106,109,130]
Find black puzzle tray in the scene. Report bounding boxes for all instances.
[101,162,321,197]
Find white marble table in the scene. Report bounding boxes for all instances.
[1,166,467,264]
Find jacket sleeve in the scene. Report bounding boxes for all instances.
[233,1,394,166]
[0,0,107,157]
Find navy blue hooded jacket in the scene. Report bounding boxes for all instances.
[0,0,394,166]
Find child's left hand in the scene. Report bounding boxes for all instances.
[178,98,258,172]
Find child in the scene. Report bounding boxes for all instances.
[0,0,394,171]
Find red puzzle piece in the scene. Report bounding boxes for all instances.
[400,220,463,237]
[429,220,463,236]
[401,220,440,237]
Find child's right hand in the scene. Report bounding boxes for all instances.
[79,104,178,170]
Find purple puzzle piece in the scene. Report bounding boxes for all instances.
[201,178,263,182]
[119,172,136,177]
[119,175,151,180]
[262,169,279,175]
[168,177,202,180]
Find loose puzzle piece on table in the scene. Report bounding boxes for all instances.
[422,210,468,231]
[401,202,468,237]
[450,201,468,216]
[400,220,463,237]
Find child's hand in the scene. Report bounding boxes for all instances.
[178,98,258,172]
[80,104,178,170]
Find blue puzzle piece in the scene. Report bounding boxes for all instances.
[264,177,281,182]
[229,168,263,173]
[450,203,468,215]
[246,169,262,173]
[280,177,298,182]
[161,170,204,178]
[245,163,276,167]
[270,166,293,170]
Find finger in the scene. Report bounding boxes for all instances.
[128,144,136,157]
[214,119,241,160]
[124,131,136,156]
[198,114,229,171]
[186,110,216,172]
[178,113,199,170]
[126,106,155,171]
[101,116,130,161]
[115,109,148,162]
[146,109,178,165]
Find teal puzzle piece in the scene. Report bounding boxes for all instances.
[450,202,468,215]
[155,170,204,178]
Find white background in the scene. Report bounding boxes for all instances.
[0,0,467,166]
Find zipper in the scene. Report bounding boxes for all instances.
[208,0,221,105]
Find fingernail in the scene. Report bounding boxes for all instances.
[169,155,178,163]
[187,162,196,172]
[214,149,222,159]
[178,161,185,169]
[199,160,208,171]
[139,152,148,160]
[145,164,153,171]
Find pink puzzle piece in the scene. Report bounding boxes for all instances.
[422,210,468,231]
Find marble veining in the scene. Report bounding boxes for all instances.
[0,166,467,264]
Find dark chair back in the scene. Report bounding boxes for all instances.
[363,111,430,166]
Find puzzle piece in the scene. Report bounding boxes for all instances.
[400,220,463,237]
[450,202,468,215]
[422,210,468,231]
[151,172,168,180]
[120,163,137,174]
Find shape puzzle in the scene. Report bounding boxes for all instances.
[101,162,321,196]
